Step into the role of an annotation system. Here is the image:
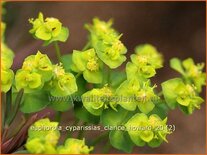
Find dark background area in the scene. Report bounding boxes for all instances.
[2,1,206,154]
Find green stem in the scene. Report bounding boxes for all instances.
[12,150,29,154]
[102,141,111,153]
[6,89,24,126]
[82,42,91,51]
[54,41,62,62]
[55,111,62,122]
[102,64,111,86]
[90,132,109,146]
[158,91,163,97]
[75,72,81,79]
[2,93,6,132]
[107,65,111,85]
[5,89,12,125]
[77,122,87,139]
[66,118,79,139]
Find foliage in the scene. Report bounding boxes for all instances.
[1,11,206,154]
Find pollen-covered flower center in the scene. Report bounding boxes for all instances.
[137,55,147,64]
[106,41,123,60]
[53,64,65,77]
[101,86,113,97]
[86,58,99,71]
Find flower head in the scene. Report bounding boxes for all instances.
[15,69,43,92]
[116,78,158,113]
[1,41,15,93]
[82,85,116,116]
[125,113,171,147]
[170,58,206,93]
[29,12,69,44]
[25,118,60,154]
[49,63,78,97]
[57,138,93,154]
[162,78,204,114]
[71,48,103,83]
[85,18,127,69]
[22,51,53,82]
[127,44,163,80]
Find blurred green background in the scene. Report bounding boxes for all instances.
[2,1,206,154]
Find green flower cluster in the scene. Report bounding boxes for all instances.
[15,51,53,92]
[170,57,205,93]
[162,78,204,114]
[57,138,93,154]
[25,118,60,154]
[48,63,77,97]
[81,44,162,116]
[125,113,171,147]
[15,51,77,96]
[71,48,103,84]
[162,58,205,114]
[1,22,15,93]
[26,118,93,154]
[116,78,158,114]
[82,85,116,116]
[85,18,127,69]
[126,44,163,80]
[29,12,69,45]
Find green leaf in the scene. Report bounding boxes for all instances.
[139,130,154,142]
[20,91,49,113]
[48,95,73,112]
[74,102,100,124]
[61,54,73,72]
[170,58,185,75]
[109,130,134,153]
[148,138,163,148]
[161,78,183,109]
[137,101,155,114]
[148,102,169,119]
[101,106,133,126]
[43,27,69,46]
[109,71,127,88]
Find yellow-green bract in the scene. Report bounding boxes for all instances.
[57,138,93,154]
[85,18,127,69]
[162,78,204,114]
[71,48,103,84]
[25,118,93,154]
[126,44,163,80]
[29,12,69,45]
[1,22,15,93]
[125,113,171,147]
[82,85,116,116]
[116,78,158,113]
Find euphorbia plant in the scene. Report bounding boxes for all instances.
[1,10,206,154]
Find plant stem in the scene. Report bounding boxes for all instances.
[66,118,80,139]
[77,122,87,139]
[158,91,163,97]
[102,141,111,153]
[82,42,91,51]
[75,72,81,79]
[6,89,24,126]
[54,41,62,62]
[55,111,62,122]
[90,132,109,146]
[107,65,111,85]
[2,93,6,131]
[5,89,12,125]
[12,150,29,154]
[102,64,111,86]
